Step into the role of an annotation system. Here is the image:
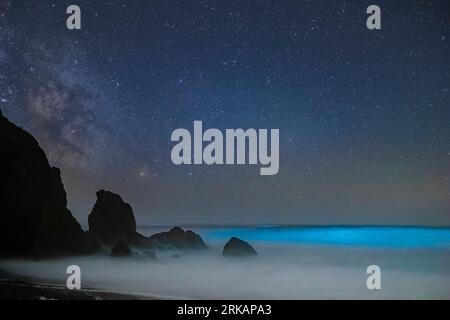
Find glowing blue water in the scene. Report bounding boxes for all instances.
[202,226,450,249]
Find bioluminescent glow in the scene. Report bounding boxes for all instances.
[203,227,450,249]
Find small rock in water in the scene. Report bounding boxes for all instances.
[222,237,258,257]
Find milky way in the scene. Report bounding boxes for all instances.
[1,0,449,225]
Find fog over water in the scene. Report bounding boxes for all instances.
[1,227,450,299]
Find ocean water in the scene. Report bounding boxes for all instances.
[197,226,450,249]
[1,226,450,299]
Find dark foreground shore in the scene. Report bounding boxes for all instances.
[0,270,149,300]
[0,279,150,300]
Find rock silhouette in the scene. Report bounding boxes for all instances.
[0,108,209,258]
[150,226,207,250]
[83,230,105,252]
[127,230,154,248]
[0,108,86,258]
[222,237,257,257]
[87,191,207,251]
[88,190,138,247]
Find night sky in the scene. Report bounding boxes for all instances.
[1,0,449,226]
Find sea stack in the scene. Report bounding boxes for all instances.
[88,190,137,247]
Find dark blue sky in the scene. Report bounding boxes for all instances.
[1,0,449,226]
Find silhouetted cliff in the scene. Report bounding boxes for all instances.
[0,109,86,258]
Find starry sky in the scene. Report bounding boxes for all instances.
[1,0,449,226]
